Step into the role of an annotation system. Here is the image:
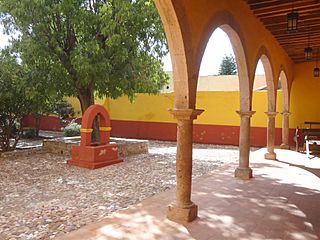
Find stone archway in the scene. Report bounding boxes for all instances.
[191,11,255,180]
[154,0,296,225]
[154,0,196,109]
[193,11,256,180]
[195,10,252,112]
[80,104,111,146]
[278,67,291,149]
[154,3,261,223]
[154,0,204,224]
[68,104,122,169]
[254,47,278,160]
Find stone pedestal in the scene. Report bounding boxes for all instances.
[68,144,122,169]
[235,111,255,180]
[67,104,122,169]
[167,108,203,223]
[280,111,291,149]
[264,112,278,160]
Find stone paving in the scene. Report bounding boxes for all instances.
[0,140,243,240]
[57,148,320,240]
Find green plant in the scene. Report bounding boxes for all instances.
[63,123,81,137]
[53,100,76,121]
[218,54,237,75]
[23,128,37,139]
[0,50,28,152]
[1,0,169,114]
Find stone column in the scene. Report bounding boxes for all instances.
[167,108,204,223]
[235,111,255,180]
[264,112,278,160]
[280,111,291,149]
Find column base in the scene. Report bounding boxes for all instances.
[280,144,290,150]
[167,202,198,223]
[234,167,253,180]
[264,152,277,160]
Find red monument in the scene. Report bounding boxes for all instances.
[68,104,122,169]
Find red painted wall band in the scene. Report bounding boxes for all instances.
[22,115,81,131]
[110,120,296,147]
[22,116,296,147]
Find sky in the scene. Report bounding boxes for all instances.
[0,26,264,76]
[0,25,8,48]
[163,28,264,76]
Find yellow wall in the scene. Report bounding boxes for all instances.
[290,62,320,128]
[252,91,283,128]
[106,94,175,123]
[66,91,283,129]
[65,96,106,118]
[65,97,82,117]
[67,62,320,130]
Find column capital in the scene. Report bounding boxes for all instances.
[168,108,204,120]
[281,111,291,116]
[264,111,278,118]
[236,110,256,118]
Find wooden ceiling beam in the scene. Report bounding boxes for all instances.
[256,5,320,18]
[266,22,320,33]
[262,12,320,26]
[278,43,320,48]
[253,0,319,14]
[275,30,320,40]
[276,36,320,43]
[245,0,320,63]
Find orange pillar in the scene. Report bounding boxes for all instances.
[167,108,203,223]
[99,127,111,145]
[235,111,255,180]
[280,111,291,149]
[264,112,278,160]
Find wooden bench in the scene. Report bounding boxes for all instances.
[302,122,320,158]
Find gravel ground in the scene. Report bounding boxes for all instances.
[0,140,240,240]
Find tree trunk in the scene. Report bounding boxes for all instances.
[35,115,41,137]
[77,86,95,114]
[76,85,99,143]
[12,117,23,150]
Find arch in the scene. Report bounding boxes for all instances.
[196,10,251,111]
[277,66,290,112]
[81,104,110,129]
[80,104,111,146]
[154,0,195,109]
[277,66,291,149]
[253,46,276,112]
[68,104,121,169]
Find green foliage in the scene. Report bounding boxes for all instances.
[63,122,81,137]
[0,47,63,151]
[52,100,76,121]
[0,49,28,151]
[0,0,169,112]
[218,54,237,75]
[23,128,37,139]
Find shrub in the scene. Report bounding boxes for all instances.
[23,128,37,139]
[52,100,76,121]
[63,122,81,137]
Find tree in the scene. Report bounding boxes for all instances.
[218,54,237,75]
[52,100,76,122]
[0,48,63,151]
[0,49,29,151]
[0,0,169,114]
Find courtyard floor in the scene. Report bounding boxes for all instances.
[56,148,320,240]
[0,140,241,240]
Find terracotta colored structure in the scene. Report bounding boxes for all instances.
[58,0,320,227]
[153,0,295,223]
[68,104,122,169]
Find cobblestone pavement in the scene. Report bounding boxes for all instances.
[0,140,242,240]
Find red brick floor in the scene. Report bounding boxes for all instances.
[56,148,320,240]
